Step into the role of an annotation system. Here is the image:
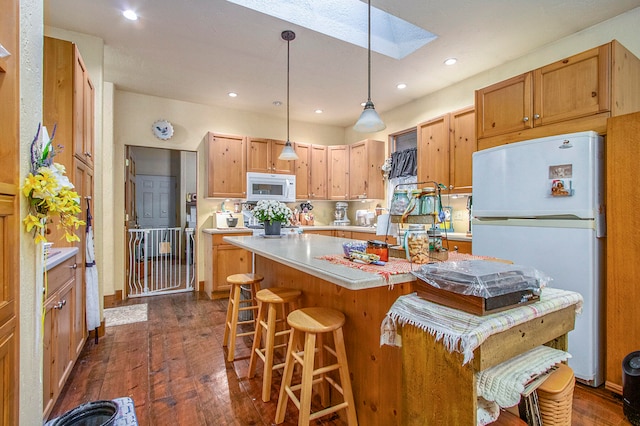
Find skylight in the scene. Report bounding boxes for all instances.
[226,0,438,60]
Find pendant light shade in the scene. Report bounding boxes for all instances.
[279,30,299,161]
[354,0,386,133]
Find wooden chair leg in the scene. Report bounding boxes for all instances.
[317,333,330,408]
[226,285,241,362]
[276,329,300,424]
[261,302,278,402]
[298,332,317,426]
[334,327,358,425]
[222,288,234,347]
[247,299,265,378]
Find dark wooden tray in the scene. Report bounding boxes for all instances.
[415,277,539,316]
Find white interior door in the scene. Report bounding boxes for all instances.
[136,175,176,229]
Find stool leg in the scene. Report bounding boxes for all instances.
[334,327,358,426]
[247,299,265,379]
[276,329,301,424]
[226,285,242,362]
[298,331,317,426]
[261,302,278,402]
[317,332,330,408]
[222,287,234,348]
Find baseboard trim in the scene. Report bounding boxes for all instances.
[103,290,123,308]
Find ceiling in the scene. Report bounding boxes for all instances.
[45,0,640,128]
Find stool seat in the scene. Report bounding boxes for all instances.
[227,273,263,285]
[248,287,302,402]
[287,307,345,334]
[222,273,264,362]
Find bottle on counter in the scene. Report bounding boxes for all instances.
[366,240,389,262]
[390,189,409,215]
[404,224,430,264]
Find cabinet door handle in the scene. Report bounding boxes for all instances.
[54,300,67,310]
[523,116,529,122]
[85,152,92,158]
[70,263,78,269]
[533,114,540,119]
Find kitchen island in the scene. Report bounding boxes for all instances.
[225,233,413,425]
[224,233,577,425]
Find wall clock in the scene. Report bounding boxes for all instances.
[152,119,174,140]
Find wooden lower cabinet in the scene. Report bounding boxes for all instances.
[204,232,253,299]
[43,253,82,419]
[334,229,351,239]
[303,230,334,236]
[445,239,472,254]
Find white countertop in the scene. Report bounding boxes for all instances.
[203,225,472,241]
[223,233,416,291]
[45,247,79,271]
[202,227,253,235]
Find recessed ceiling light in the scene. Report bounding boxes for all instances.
[444,58,457,66]
[228,92,238,98]
[122,10,138,21]
[315,109,323,114]
[396,83,407,89]
[273,101,282,106]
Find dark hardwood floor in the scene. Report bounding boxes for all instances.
[48,292,632,425]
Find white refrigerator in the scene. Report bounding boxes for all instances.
[472,131,605,386]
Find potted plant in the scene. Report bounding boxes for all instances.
[252,200,293,236]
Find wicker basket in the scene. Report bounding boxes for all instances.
[536,363,575,426]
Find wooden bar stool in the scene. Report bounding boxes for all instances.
[222,273,263,362]
[247,287,302,402]
[275,307,358,426]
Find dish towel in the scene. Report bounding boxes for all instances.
[85,200,101,338]
[381,287,583,365]
[476,345,571,408]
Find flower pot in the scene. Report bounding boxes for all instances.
[264,221,281,236]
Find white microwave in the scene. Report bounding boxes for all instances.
[246,172,296,202]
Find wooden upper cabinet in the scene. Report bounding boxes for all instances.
[294,143,311,199]
[476,40,640,149]
[475,72,533,140]
[247,137,295,174]
[328,145,349,200]
[206,132,246,198]
[348,139,385,200]
[73,49,95,168]
[310,144,328,199]
[450,107,477,191]
[418,115,451,188]
[295,143,327,200]
[534,44,610,127]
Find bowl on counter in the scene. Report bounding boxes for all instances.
[226,217,239,227]
[342,241,367,258]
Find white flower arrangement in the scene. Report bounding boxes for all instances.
[252,200,293,224]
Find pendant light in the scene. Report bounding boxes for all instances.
[354,0,386,133]
[278,30,299,161]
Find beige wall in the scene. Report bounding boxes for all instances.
[107,7,640,296]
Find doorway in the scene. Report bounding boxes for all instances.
[125,146,197,297]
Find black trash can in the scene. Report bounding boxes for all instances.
[49,400,118,426]
[623,351,640,426]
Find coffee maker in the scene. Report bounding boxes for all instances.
[332,202,350,226]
